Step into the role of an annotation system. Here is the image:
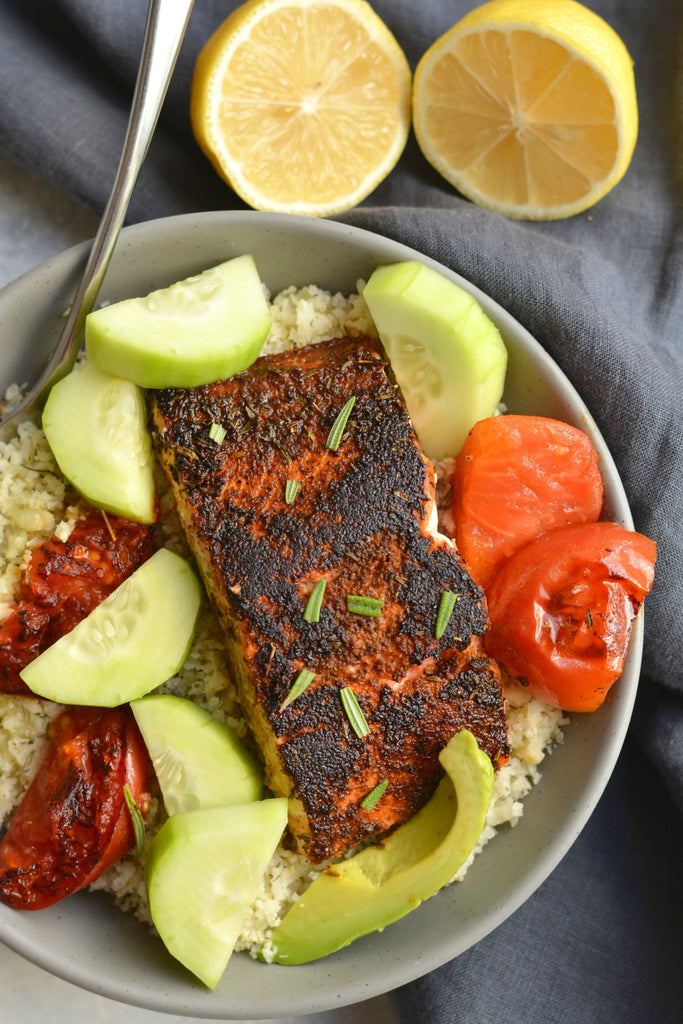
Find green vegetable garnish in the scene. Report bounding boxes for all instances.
[340,686,370,738]
[435,591,459,639]
[347,594,383,617]
[208,422,227,444]
[124,784,146,859]
[285,478,301,504]
[326,396,356,451]
[303,578,327,623]
[281,668,315,711]
[361,779,388,810]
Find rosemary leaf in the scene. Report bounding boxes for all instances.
[123,785,146,859]
[208,421,227,444]
[285,478,301,504]
[326,396,356,451]
[435,591,459,640]
[347,594,383,617]
[361,779,388,810]
[340,686,370,738]
[303,578,326,623]
[281,668,315,711]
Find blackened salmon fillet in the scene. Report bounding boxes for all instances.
[148,334,509,863]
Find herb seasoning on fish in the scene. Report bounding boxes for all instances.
[148,335,509,863]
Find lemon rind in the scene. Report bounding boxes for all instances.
[190,0,412,217]
[412,0,637,220]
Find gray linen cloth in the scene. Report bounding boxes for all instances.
[0,1,681,1021]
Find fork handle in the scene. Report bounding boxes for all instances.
[19,0,195,418]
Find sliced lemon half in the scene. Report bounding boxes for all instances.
[190,0,412,216]
[412,0,638,220]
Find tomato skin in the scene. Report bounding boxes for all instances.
[78,710,151,890]
[0,510,155,695]
[485,522,656,712]
[451,415,603,589]
[0,705,151,910]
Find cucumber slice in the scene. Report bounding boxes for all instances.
[131,695,263,815]
[145,799,288,989]
[363,261,507,461]
[41,360,156,524]
[268,729,493,964]
[85,255,272,388]
[20,548,201,706]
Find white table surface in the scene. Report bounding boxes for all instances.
[0,150,400,1024]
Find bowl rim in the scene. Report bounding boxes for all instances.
[0,210,641,1018]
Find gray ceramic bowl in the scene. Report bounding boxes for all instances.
[0,212,640,1019]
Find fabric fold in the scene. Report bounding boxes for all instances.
[0,1,680,1021]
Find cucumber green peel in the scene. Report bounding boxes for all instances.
[85,254,272,388]
[131,694,263,815]
[146,799,288,990]
[20,548,201,706]
[266,729,493,965]
[363,261,507,461]
[42,359,156,524]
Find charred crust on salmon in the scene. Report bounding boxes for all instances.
[148,334,509,863]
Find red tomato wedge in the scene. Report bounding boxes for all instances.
[0,509,155,695]
[485,522,656,712]
[451,415,603,589]
[0,705,151,909]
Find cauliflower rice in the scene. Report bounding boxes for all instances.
[0,283,567,957]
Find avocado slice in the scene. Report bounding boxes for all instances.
[266,728,493,965]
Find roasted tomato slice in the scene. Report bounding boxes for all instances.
[0,705,151,910]
[0,509,155,695]
[485,521,656,712]
[451,415,603,589]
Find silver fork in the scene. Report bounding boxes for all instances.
[0,0,195,431]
